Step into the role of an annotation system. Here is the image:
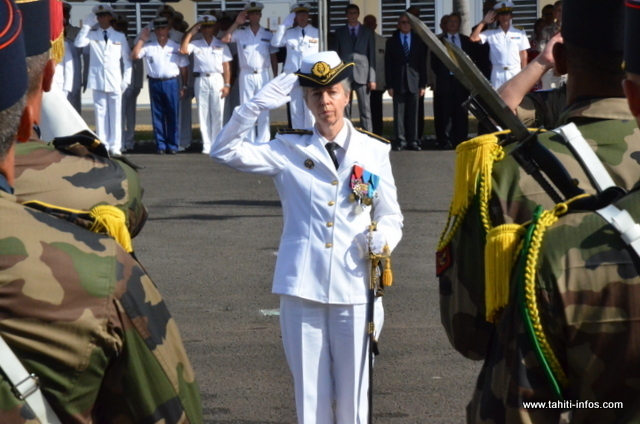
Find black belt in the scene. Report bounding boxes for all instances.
[148,76,178,81]
[194,72,218,77]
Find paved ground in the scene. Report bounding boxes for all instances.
[130,148,481,424]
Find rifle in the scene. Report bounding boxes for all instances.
[406,13,585,204]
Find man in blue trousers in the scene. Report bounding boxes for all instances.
[132,17,188,154]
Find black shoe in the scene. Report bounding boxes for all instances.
[167,149,177,155]
[392,144,405,151]
[156,150,165,155]
[408,142,421,151]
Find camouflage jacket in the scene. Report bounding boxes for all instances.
[467,192,640,423]
[439,98,640,360]
[14,139,148,238]
[516,84,567,128]
[0,188,202,423]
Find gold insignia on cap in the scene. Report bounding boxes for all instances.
[204,16,209,21]
[98,6,103,10]
[251,2,256,7]
[311,62,330,79]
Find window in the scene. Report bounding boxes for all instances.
[380,0,435,37]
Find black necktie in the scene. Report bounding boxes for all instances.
[325,142,339,169]
[103,30,108,43]
[451,34,456,45]
[302,28,305,38]
[351,27,356,45]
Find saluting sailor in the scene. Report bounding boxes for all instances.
[181,15,233,155]
[470,1,530,88]
[271,2,319,129]
[210,51,403,423]
[75,4,132,155]
[220,1,279,144]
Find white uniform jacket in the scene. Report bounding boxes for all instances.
[271,25,320,73]
[211,106,403,305]
[75,26,132,93]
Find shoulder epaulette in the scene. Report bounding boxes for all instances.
[52,130,109,158]
[514,26,525,31]
[277,128,313,135]
[355,127,391,144]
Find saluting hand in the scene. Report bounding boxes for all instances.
[483,10,496,25]
[140,27,151,42]
[83,13,97,28]
[235,10,248,25]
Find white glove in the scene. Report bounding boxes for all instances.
[83,13,97,28]
[120,81,129,93]
[282,12,296,28]
[246,73,298,113]
[368,230,387,255]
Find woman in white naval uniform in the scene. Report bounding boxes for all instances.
[210,52,403,424]
[221,2,279,144]
[271,2,320,129]
[181,15,232,155]
[75,4,131,155]
[470,1,530,89]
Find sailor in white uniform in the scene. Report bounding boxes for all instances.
[181,15,233,155]
[470,1,530,88]
[220,1,279,144]
[210,51,403,424]
[74,4,132,155]
[271,2,319,129]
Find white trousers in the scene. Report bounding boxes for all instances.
[289,84,315,129]
[490,67,520,89]
[279,295,384,424]
[93,89,122,154]
[195,73,225,154]
[239,69,270,144]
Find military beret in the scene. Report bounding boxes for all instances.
[291,3,311,13]
[296,51,354,88]
[92,4,114,17]
[562,0,624,53]
[625,0,640,74]
[244,1,264,12]
[16,0,51,58]
[0,0,28,112]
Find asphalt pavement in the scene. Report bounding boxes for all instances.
[130,148,481,424]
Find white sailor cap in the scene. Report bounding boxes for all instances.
[291,2,311,13]
[92,4,114,16]
[296,51,354,87]
[244,1,264,12]
[152,17,170,29]
[197,15,217,25]
[493,1,514,13]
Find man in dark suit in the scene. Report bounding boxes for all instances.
[431,12,474,148]
[333,3,376,132]
[385,14,428,151]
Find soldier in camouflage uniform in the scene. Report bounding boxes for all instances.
[466,5,640,420]
[13,0,147,238]
[438,0,638,362]
[0,2,203,422]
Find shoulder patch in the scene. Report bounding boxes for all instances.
[277,128,313,135]
[52,130,109,158]
[355,127,391,144]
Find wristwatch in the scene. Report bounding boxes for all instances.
[224,83,231,87]
[182,85,187,89]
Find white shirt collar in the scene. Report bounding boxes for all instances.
[315,119,350,150]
